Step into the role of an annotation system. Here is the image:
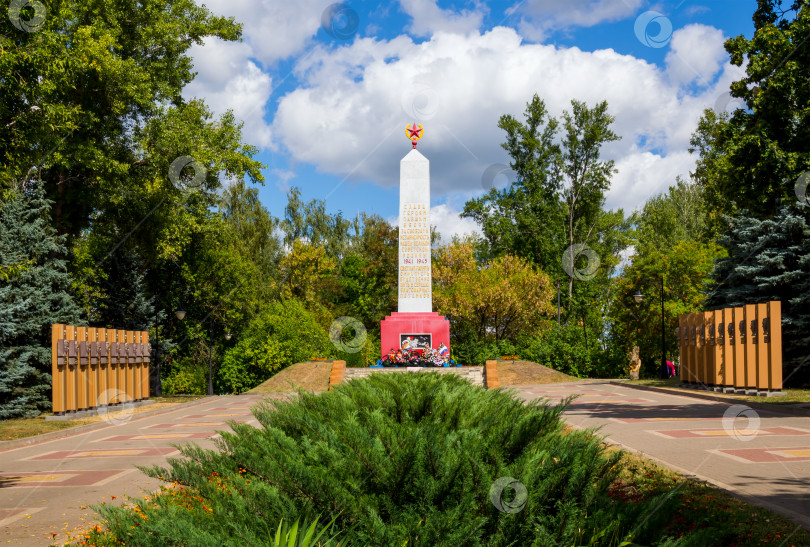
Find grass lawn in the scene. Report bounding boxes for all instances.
[624,378,810,405]
[248,361,334,394]
[0,395,208,441]
[497,359,579,386]
[248,359,582,394]
[612,449,810,545]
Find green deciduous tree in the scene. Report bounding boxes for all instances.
[462,96,564,271]
[559,99,620,308]
[221,179,283,302]
[462,95,624,321]
[1,0,261,237]
[691,0,810,222]
[634,177,713,251]
[610,240,726,377]
[218,299,333,393]
[2,1,277,406]
[0,181,83,418]
[73,247,156,331]
[279,241,338,307]
[281,188,356,260]
[335,214,398,331]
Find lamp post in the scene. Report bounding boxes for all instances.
[153,298,186,397]
[207,328,232,396]
[556,279,561,326]
[207,324,214,396]
[633,276,667,379]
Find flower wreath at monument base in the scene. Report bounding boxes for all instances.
[373,342,458,368]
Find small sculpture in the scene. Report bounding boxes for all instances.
[629,346,642,380]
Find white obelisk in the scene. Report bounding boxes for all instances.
[398,138,432,312]
[379,123,450,358]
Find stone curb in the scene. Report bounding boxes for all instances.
[0,396,219,452]
[45,399,156,421]
[612,381,810,418]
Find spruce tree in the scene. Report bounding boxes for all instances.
[92,248,157,332]
[0,180,82,418]
[707,205,810,385]
[91,248,175,394]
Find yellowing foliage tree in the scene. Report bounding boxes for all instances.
[278,241,337,305]
[433,241,554,341]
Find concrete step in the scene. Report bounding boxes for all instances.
[344,367,485,387]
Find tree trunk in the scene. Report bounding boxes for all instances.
[568,210,574,313]
[53,171,67,235]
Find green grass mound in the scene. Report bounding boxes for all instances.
[89,374,720,546]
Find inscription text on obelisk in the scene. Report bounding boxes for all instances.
[398,149,432,313]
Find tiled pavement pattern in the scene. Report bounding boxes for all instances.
[4,381,810,544]
[513,382,810,531]
[0,394,277,546]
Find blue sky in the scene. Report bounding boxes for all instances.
[184,0,758,240]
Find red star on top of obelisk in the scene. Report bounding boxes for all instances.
[406,123,424,149]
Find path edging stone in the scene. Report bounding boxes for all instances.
[612,381,810,418]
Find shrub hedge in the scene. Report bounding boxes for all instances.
[89,374,714,546]
[218,299,333,393]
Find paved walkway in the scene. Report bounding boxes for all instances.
[3,382,810,545]
[512,382,810,531]
[0,394,276,546]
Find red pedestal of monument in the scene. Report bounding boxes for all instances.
[380,312,451,358]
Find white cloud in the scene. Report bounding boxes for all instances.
[428,203,482,243]
[271,168,298,192]
[607,150,696,212]
[684,5,711,18]
[201,0,338,65]
[665,24,728,87]
[273,26,742,212]
[398,0,485,37]
[511,0,644,40]
[185,0,371,151]
[183,39,273,149]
